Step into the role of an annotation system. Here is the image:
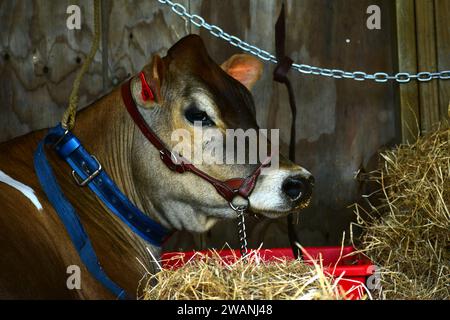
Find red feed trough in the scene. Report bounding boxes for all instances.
[161,246,374,300]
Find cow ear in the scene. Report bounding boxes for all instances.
[135,55,165,108]
[221,54,263,91]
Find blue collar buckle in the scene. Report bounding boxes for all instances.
[34,124,171,299]
[71,155,102,187]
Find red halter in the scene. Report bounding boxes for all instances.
[121,75,270,204]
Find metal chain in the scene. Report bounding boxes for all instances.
[157,0,450,83]
[236,207,249,259]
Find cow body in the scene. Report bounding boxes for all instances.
[0,35,313,299]
[0,87,155,299]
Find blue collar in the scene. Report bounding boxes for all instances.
[34,124,171,299]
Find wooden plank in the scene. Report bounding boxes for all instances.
[434,0,450,120]
[279,0,397,246]
[105,0,191,88]
[395,0,420,143]
[101,0,110,91]
[0,0,104,142]
[0,0,191,143]
[415,0,440,133]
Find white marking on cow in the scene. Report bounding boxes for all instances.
[249,169,290,211]
[0,170,43,211]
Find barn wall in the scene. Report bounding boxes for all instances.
[0,1,445,250]
[0,0,190,142]
[172,0,400,250]
[0,0,102,141]
[395,0,450,142]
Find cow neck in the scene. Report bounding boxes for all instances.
[33,87,175,298]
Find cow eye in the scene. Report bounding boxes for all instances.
[184,104,215,127]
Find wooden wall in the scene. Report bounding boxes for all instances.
[0,0,447,251]
[395,0,450,143]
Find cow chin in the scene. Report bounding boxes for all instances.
[249,197,311,218]
[160,199,235,233]
[159,194,311,233]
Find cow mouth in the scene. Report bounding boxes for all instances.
[294,197,312,210]
[248,196,312,218]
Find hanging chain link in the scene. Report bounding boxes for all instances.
[157,0,450,83]
[236,207,249,259]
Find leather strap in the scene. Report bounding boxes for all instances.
[121,80,270,204]
[274,3,302,259]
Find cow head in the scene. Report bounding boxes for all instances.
[129,35,313,232]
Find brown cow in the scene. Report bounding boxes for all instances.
[0,35,313,299]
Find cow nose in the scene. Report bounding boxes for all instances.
[282,175,314,202]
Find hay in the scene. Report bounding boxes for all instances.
[141,250,357,300]
[353,125,450,299]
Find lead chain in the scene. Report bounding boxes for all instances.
[237,207,249,259]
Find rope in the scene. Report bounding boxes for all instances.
[62,0,102,130]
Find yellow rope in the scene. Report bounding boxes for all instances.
[62,0,101,130]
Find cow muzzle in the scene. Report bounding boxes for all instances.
[247,168,314,217]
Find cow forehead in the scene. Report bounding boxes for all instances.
[164,36,258,129]
[198,73,257,130]
[174,72,258,130]
[165,34,211,67]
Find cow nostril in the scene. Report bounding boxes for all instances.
[282,177,304,201]
[282,176,312,201]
